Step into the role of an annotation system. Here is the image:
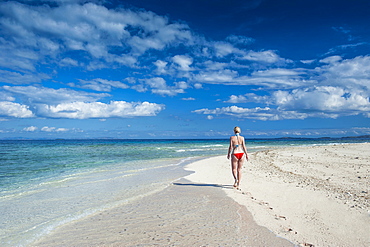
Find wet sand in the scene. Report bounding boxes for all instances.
[32,178,292,246]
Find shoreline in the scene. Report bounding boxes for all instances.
[185,143,370,246]
[31,143,369,246]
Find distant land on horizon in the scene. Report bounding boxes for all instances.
[1,135,370,141]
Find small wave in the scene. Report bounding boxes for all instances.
[249,145,267,149]
[39,177,77,186]
[175,147,225,152]
[201,144,224,148]
[0,188,47,201]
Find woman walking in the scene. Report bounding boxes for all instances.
[227,126,249,189]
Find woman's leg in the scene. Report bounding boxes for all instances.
[236,158,244,188]
[231,155,238,187]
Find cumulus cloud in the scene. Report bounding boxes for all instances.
[0,85,165,119]
[35,101,165,119]
[319,55,370,89]
[273,86,370,115]
[225,95,247,103]
[216,84,370,120]
[208,56,370,120]
[0,101,34,118]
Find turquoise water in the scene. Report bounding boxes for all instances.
[0,138,368,246]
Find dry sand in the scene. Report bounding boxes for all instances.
[32,143,369,247]
[185,143,370,247]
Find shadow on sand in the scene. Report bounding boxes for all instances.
[172,182,233,189]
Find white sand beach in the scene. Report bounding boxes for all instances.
[32,143,369,247]
[185,143,370,246]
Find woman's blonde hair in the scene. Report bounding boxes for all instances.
[234,126,241,134]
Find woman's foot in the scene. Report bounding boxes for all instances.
[233,180,238,188]
[236,182,241,190]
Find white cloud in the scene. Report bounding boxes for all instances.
[201,61,229,71]
[210,55,370,120]
[193,106,309,121]
[319,55,342,64]
[153,60,168,74]
[194,69,239,84]
[300,59,315,64]
[1,85,166,119]
[225,95,247,103]
[41,126,69,132]
[0,101,34,118]
[1,1,369,124]
[3,85,108,104]
[213,42,242,57]
[273,86,370,115]
[23,126,38,131]
[194,68,309,88]
[241,50,288,64]
[218,86,370,120]
[0,44,39,72]
[0,90,15,101]
[226,35,254,45]
[36,101,165,119]
[142,77,188,96]
[0,2,194,71]
[252,68,300,77]
[71,78,129,92]
[182,97,195,101]
[41,126,54,132]
[172,55,193,71]
[319,55,370,89]
[0,69,50,85]
[60,58,79,67]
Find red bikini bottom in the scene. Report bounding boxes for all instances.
[233,153,244,160]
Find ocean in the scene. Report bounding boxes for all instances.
[0,138,368,246]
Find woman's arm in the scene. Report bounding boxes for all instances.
[227,137,233,159]
[242,137,249,161]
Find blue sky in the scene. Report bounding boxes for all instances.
[0,0,369,139]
